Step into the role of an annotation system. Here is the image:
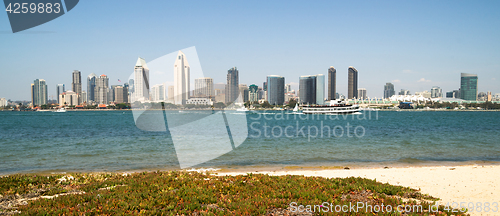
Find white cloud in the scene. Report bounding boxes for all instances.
[417,78,431,83]
[402,70,414,74]
[392,79,401,83]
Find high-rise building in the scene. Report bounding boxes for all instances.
[81,91,87,104]
[167,85,174,103]
[316,74,325,105]
[267,75,285,105]
[194,77,214,97]
[384,83,395,99]
[56,84,65,104]
[299,75,316,104]
[151,84,166,102]
[358,88,367,100]
[239,84,249,103]
[87,73,97,103]
[460,73,478,101]
[431,86,442,98]
[453,90,460,99]
[285,84,292,93]
[225,67,239,104]
[110,85,121,102]
[33,79,48,106]
[59,91,79,106]
[72,70,82,104]
[0,98,7,107]
[446,91,454,98]
[327,66,336,100]
[174,51,190,105]
[31,83,35,106]
[348,67,358,99]
[95,75,109,104]
[133,57,150,102]
[115,86,129,103]
[249,84,259,102]
[399,89,410,96]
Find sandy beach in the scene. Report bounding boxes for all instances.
[222,165,500,215]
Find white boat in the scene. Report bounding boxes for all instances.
[292,104,299,112]
[54,108,66,113]
[236,106,249,112]
[302,100,360,114]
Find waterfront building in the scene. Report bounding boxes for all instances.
[87,73,97,103]
[56,84,65,104]
[267,75,285,105]
[167,85,174,103]
[328,66,336,100]
[415,90,431,98]
[299,75,316,104]
[33,79,48,106]
[0,98,7,107]
[399,89,410,96]
[133,57,150,102]
[460,73,478,101]
[431,86,442,98]
[186,98,212,106]
[151,84,166,102]
[358,88,367,100]
[115,86,129,103]
[384,83,395,99]
[348,66,358,99]
[225,67,239,104]
[174,51,190,105]
[239,84,249,103]
[59,90,79,106]
[315,74,325,105]
[94,75,109,104]
[72,70,82,104]
[194,77,214,97]
[249,84,259,103]
[81,91,87,104]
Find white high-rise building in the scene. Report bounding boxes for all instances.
[316,74,325,105]
[0,98,7,107]
[358,88,367,100]
[194,77,214,97]
[174,51,190,105]
[151,84,166,102]
[94,75,109,104]
[133,57,150,102]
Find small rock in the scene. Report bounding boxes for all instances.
[344,167,350,170]
[449,168,456,170]
[384,166,389,169]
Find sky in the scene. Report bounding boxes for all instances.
[1,0,499,101]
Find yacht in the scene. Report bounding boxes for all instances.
[301,100,360,114]
[54,108,66,113]
[292,104,299,112]
[236,106,249,112]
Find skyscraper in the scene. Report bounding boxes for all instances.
[167,85,174,103]
[460,73,478,101]
[194,77,214,97]
[72,70,82,104]
[357,88,367,100]
[384,83,395,99]
[327,66,336,100]
[151,84,166,102]
[95,75,109,104]
[115,86,128,103]
[87,73,97,103]
[267,75,285,105]
[299,75,316,104]
[239,84,249,103]
[31,83,34,106]
[56,84,65,104]
[133,57,150,102]
[225,67,239,104]
[431,86,442,98]
[249,84,259,102]
[110,85,121,102]
[33,79,48,106]
[399,89,410,96]
[316,74,325,105]
[174,51,190,105]
[348,67,358,99]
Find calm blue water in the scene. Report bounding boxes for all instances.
[1,110,499,174]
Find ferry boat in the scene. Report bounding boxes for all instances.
[54,108,66,113]
[301,99,360,114]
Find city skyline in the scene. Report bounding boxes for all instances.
[1,1,500,101]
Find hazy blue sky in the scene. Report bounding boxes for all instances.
[1,0,499,100]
